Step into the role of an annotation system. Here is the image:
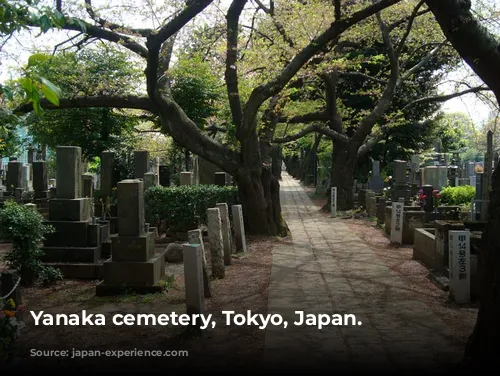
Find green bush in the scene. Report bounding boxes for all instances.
[0,200,63,286]
[145,185,239,231]
[439,185,475,206]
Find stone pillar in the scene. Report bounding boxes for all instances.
[143,172,156,191]
[182,244,205,318]
[376,198,386,225]
[394,160,407,185]
[32,161,48,198]
[216,203,232,265]
[134,150,150,179]
[21,164,31,191]
[27,148,35,163]
[231,204,247,252]
[180,172,193,186]
[100,151,116,199]
[422,185,434,213]
[214,172,226,186]
[159,166,170,187]
[6,161,22,191]
[117,179,144,237]
[56,146,82,199]
[82,173,94,198]
[154,157,160,185]
[206,208,225,279]
[187,229,212,298]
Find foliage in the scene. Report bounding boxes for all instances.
[0,297,25,361]
[19,48,141,160]
[170,53,223,128]
[0,200,62,286]
[439,185,476,206]
[145,185,239,231]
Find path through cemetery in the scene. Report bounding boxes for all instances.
[262,172,463,371]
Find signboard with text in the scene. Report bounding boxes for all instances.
[331,187,337,217]
[449,230,470,304]
[390,202,403,244]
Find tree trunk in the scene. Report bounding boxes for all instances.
[236,169,285,236]
[463,163,500,367]
[324,140,359,211]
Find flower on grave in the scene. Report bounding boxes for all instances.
[3,310,15,318]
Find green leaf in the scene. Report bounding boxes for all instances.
[71,17,87,33]
[51,10,66,28]
[38,14,52,33]
[31,90,42,117]
[19,77,34,97]
[40,84,59,106]
[28,53,50,67]
[39,77,62,97]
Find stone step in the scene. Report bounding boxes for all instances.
[40,246,102,263]
[44,259,107,280]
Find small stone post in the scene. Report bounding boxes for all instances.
[182,244,205,319]
[180,172,193,186]
[187,229,212,298]
[206,208,225,279]
[231,204,247,252]
[216,203,232,265]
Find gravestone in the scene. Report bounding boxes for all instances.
[180,172,193,186]
[391,160,410,203]
[183,244,205,323]
[448,230,470,304]
[422,185,434,212]
[231,204,247,252]
[154,157,160,185]
[410,155,420,194]
[207,208,225,279]
[214,172,226,187]
[41,146,107,275]
[27,148,35,163]
[100,151,116,199]
[143,172,156,191]
[134,150,150,179]
[32,161,48,199]
[367,160,384,193]
[187,229,212,298]
[365,190,377,217]
[82,173,94,198]
[6,161,22,191]
[21,164,31,191]
[437,166,448,190]
[159,165,170,187]
[96,179,166,295]
[331,187,337,217]
[390,201,403,244]
[216,203,232,265]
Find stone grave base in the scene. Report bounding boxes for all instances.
[102,241,112,258]
[44,261,105,279]
[40,246,102,263]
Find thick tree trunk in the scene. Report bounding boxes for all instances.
[324,141,359,211]
[236,169,285,236]
[463,164,500,367]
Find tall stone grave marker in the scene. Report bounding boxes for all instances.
[390,201,403,245]
[32,161,48,199]
[207,208,225,279]
[214,172,226,186]
[448,230,470,304]
[143,172,156,191]
[134,150,150,180]
[159,166,170,186]
[231,204,247,252]
[216,203,232,265]
[367,160,384,193]
[187,229,212,298]
[82,173,94,198]
[6,161,22,192]
[182,244,205,318]
[100,151,117,199]
[391,160,410,203]
[96,179,166,295]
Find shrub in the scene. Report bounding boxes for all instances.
[0,200,63,286]
[145,185,240,232]
[439,185,476,206]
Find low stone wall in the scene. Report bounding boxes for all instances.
[413,228,441,271]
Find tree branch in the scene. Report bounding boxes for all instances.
[277,111,329,124]
[225,0,247,141]
[242,0,402,138]
[14,95,157,113]
[273,123,349,144]
[395,0,426,56]
[320,70,343,134]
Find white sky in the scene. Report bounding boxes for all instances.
[0,0,497,127]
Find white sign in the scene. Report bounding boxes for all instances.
[448,230,470,304]
[390,202,403,244]
[331,187,337,217]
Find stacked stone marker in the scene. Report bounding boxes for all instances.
[206,208,225,279]
[231,204,247,252]
[187,229,212,298]
[96,179,166,295]
[182,244,205,322]
[216,203,232,265]
[448,230,470,304]
[180,172,193,186]
[21,164,31,191]
[134,150,150,179]
[32,161,48,199]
